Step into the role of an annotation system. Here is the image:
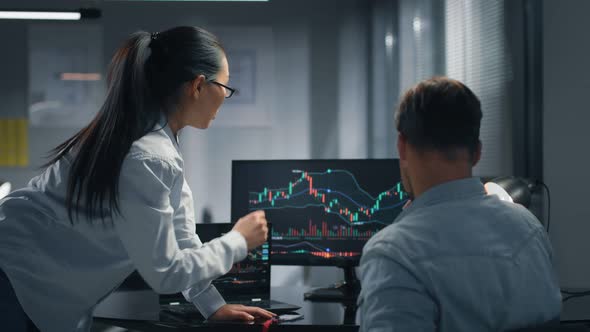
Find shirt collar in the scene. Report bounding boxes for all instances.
[402,177,486,214]
[156,115,181,153]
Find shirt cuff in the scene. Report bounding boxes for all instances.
[222,230,248,262]
[189,285,227,319]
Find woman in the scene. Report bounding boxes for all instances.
[0,26,273,331]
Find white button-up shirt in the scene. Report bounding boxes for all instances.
[0,123,247,331]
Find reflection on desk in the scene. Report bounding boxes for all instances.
[95,286,359,332]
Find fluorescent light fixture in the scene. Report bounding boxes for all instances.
[29,101,63,114]
[0,8,100,20]
[107,0,269,2]
[0,11,81,20]
[61,73,102,81]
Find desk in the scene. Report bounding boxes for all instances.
[95,286,359,332]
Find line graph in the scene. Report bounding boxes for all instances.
[272,242,361,258]
[249,169,406,226]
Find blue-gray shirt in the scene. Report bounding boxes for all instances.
[358,177,561,332]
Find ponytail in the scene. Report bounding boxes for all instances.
[46,27,224,225]
[46,32,158,224]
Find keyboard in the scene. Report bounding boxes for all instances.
[161,303,205,319]
[229,299,272,307]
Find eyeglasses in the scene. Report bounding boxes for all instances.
[208,80,237,99]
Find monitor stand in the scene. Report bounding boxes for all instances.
[304,264,360,324]
[303,265,360,303]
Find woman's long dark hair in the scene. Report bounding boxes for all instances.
[45,26,225,224]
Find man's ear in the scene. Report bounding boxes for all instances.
[472,140,482,166]
[398,133,407,162]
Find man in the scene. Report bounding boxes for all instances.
[358,77,561,331]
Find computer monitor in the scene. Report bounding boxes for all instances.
[159,223,301,315]
[194,223,270,299]
[159,223,270,306]
[231,159,407,301]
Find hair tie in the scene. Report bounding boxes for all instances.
[151,32,160,41]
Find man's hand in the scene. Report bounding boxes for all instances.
[209,304,276,321]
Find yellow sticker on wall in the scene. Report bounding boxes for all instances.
[0,118,28,167]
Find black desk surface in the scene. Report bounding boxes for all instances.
[95,286,359,332]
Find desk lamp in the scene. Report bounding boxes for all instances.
[484,176,550,231]
[0,180,11,200]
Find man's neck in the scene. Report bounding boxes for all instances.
[410,158,473,199]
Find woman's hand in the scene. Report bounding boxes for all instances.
[403,199,413,209]
[232,210,268,250]
[209,304,276,321]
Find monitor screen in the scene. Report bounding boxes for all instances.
[196,223,270,299]
[231,159,408,266]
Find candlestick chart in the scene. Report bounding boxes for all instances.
[232,160,407,264]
